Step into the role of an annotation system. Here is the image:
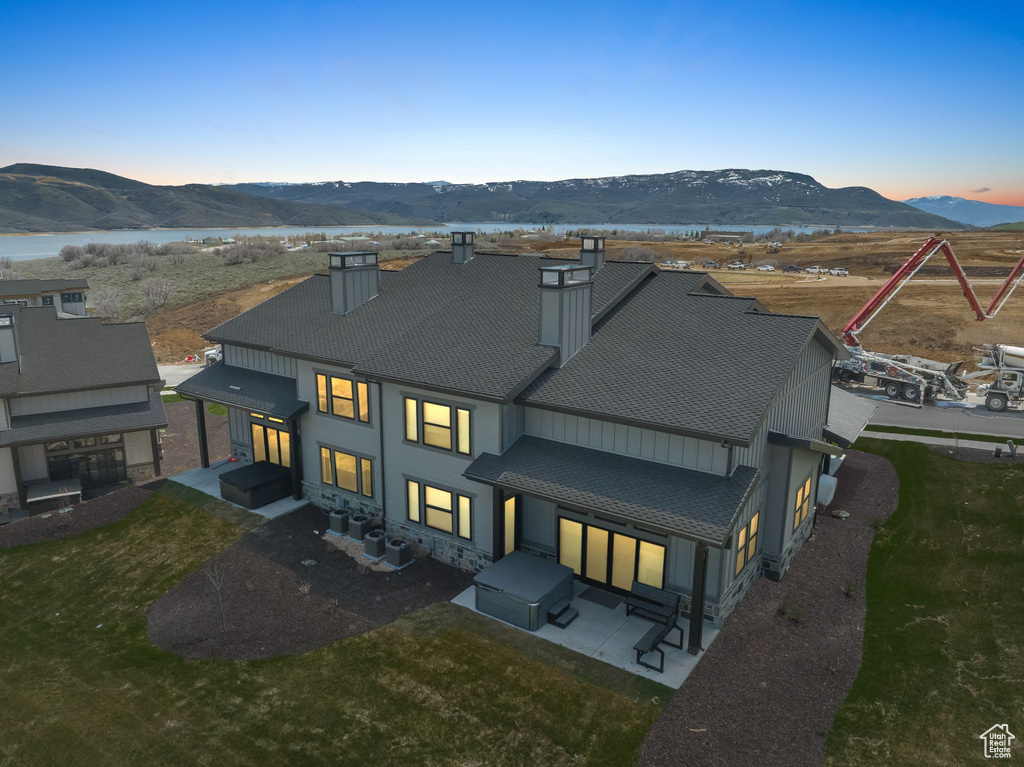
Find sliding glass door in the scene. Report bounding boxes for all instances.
[557,515,666,593]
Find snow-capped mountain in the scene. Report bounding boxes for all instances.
[902,195,1024,228]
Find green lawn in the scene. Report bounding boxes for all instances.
[824,439,1024,766]
[0,487,664,767]
[863,424,1017,445]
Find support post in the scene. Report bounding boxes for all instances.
[491,486,503,562]
[289,419,302,501]
[688,542,709,655]
[150,428,162,477]
[195,398,209,469]
[11,446,26,510]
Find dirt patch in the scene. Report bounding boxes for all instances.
[0,485,154,549]
[146,275,312,363]
[146,504,474,660]
[159,399,230,476]
[638,450,898,767]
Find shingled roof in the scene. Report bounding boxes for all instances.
[0,307,160,397]
[205,252,653,401]
[0,279,88,299]
[520,272,841,444]
[465,435,759,545]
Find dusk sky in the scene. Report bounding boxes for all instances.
[3,0,1022,204]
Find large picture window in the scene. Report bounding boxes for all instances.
[403,397,471,456]
[793,475,813,530]
[319,446,373,498]
[406,479,472,539]
[735,512,759,576]
[557,516,665,592]
[45,434,127,488]
[315,373,370,424]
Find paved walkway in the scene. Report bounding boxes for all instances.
[865,430,1016,453]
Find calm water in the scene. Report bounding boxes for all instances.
[0,222,881,261]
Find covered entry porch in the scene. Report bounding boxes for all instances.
[175,362,309,503]
[464,436,760,658]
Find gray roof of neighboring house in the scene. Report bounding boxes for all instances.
[0,307,160,397]
[519,272,841,444]
[464,435,760,545]
[824,386,878,447]
[0,279,88,298]
[0,392,167,447]
[175,361,308,419]
[204,253,652,401]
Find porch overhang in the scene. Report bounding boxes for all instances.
[767,430,844,457]
[464,436,759,547]
[176,361,308,420]
[824,386,878,448]
[0,392,167,448]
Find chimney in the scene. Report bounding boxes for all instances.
[329,252,379,314]
[580,236,605,272]
[452,231,475,264]
[538,264,593,366]
[0,313,16,364]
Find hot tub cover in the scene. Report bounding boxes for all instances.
[473,551,573,604]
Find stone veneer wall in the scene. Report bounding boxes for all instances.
[0,491,21,515]
[762,510,815,582]
[230,441,253,464]
[127,464,156,484]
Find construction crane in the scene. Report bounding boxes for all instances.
[834,237,1024,408]
[841,236,1024,346]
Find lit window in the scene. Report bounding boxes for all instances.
[357,382,369,423]
[250,412,264,419]
[331,378,355,419]
[406,481,471,537]
[268,417,284,424]
[404,397,418,441]
[316,374,328,413]
[320,447,332,484]
[424,485,453,533]
[407,480,420,522]
[422,402,452,450]
[793,476,812,530]
[334,451,357,492]
[360,457,373,498]
[736,512,760,575]
[456,408,471,455]
[458,495,472,540]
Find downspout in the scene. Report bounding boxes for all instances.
[372,380,387,519]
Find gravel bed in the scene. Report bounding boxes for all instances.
[639,450,898,767]
[928,444,1021,465]
[0,485,154,549]
[147,504,474,661]
[159,399,230,477]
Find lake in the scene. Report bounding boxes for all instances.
[0,222,881,261]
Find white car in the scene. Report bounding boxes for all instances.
[805,266,821,274]
[727,262,747,270]
[829,267,849,276]
[756,265,776,272]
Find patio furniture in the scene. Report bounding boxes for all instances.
[626,582,684,647]
[328,509,350,536]
[218,461,291,510]
[634,623,671,672]
[364,529,387,559]
[385,538,412,569]
[473,551,573,631]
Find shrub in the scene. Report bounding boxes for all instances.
[0,256,11,272]
[141,278,171,314]
[78,252,97,268]
[156,242,197,256]
[0,268,19,281]
[167,252,186,266]
[619,246,658,262]
[92,286,122,320]
[778,597,804,624]
[94,256,110,268]
[60,245,84,262]
[67,258,85,270]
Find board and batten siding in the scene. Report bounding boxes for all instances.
[0,447,17,496]
[523,407,730,476]
[227,406,252,447]
[222,344,298,379]
[8,385,150,417]
[17,444,47,482]
[124,430,154,466]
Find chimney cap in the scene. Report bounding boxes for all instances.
[452,231,475,245]
[539,263,592,288]
[581,236,605,252]
[329,252,378,270]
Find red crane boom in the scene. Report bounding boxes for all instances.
[841,237,1024,346]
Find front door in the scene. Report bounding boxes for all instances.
[557,515,667,594]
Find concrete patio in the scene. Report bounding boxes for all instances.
[169,459,307,519]
[452,579,718,689]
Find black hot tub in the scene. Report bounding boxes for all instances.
[474,551,574,630]
[219,461,292,509]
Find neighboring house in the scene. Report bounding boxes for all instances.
[0,305,166,514]
[0,279,89,316]
[178,235,874,632]
[701,230,751,244]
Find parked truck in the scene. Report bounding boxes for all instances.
[833,348,967,405]
[964,344,1024,412]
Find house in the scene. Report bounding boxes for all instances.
[0,279,89,316]
[0,305,166,514]
[701,229,751,244]
[177,234,874,640]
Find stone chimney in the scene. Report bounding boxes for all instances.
[329,252,379,314]
[452,231,475,264]
[538,264,593,367]
[580,236,605,273]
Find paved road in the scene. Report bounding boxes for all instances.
[844,386,1024,440]
[158,364,204,388]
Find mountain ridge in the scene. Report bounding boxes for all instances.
[224,168,966,229]
[0,164,430,232]
[901,194,1024,228]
